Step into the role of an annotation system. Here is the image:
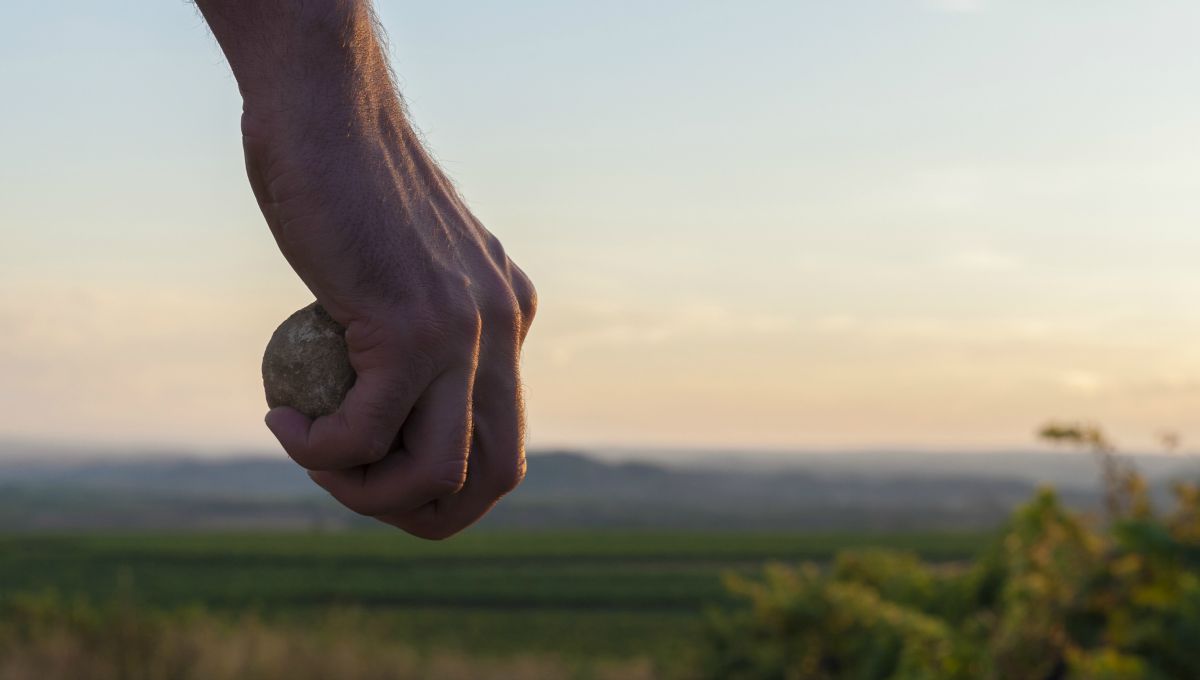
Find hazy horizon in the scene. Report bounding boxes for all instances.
[1,432,1193,465]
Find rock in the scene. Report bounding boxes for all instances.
[262,302,356,419]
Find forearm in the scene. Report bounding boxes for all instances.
[195,0,384,100]
[195,0,454,213]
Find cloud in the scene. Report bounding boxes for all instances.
[541,302,798,365]
[1059,370,1105,396]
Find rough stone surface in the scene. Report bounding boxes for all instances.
[262,302,356,419]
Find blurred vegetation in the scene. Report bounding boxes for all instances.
[703,423,1200,679]
[0,531,986,679]
[0,594,656,680]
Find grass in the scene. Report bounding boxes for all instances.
[0,530,991,671]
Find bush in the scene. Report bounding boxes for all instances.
[702,484,1200,680]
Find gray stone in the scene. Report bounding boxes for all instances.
[262,302,356,419]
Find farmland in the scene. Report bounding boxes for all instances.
[0,530,989,673]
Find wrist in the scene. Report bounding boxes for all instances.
[197,0,377,101]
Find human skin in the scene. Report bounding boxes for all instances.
[193,0,536,539]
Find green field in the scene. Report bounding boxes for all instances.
[0,530,989,669]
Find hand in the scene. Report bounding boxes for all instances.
[198,0,536,538]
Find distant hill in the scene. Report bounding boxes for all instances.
[484,451,1048,531]
[0,444,1196,532]
[602,447,1200,488]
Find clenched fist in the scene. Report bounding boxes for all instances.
[197,0,535,539]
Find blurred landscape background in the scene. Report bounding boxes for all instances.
[1,440,1198,678]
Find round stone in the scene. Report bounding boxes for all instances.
[262,302,356,419]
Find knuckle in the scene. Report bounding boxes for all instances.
[356,437,392,467]
[512,270,538,328]
[490,457,526,495]
[482,232,508,263]
[295,444,350,474]
[413,298,479,346]
[428,457,469,497]
[480,292,521,332]
[349,412,394,463]
[312,415,390,470]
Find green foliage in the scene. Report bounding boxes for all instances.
[0,530,987,673]
[707,564,967,680]
[703,483,1200,680]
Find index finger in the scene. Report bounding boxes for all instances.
[266,348,439,470]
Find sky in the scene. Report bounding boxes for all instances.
[2,1,1200,456]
